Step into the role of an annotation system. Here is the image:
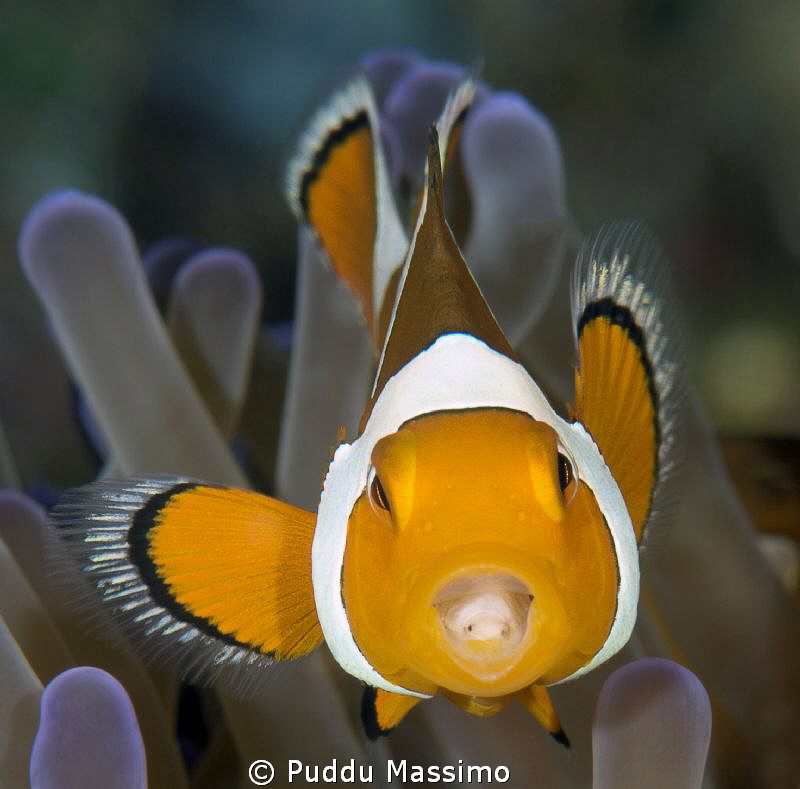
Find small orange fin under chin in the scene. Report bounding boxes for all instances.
[361,687,423,740]
[515,685,570,748]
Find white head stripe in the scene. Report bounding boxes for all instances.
[312,333,639,695]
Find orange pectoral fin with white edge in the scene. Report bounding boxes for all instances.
[52,478,322,682]
[572,223,682,541]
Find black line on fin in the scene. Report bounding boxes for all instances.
[551,727,571,749]
[127,481,246,650]
[299,110,370,214]
[454,104,470,129]
[361,686,391,741]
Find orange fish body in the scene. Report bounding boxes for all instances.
[53,75,680,743]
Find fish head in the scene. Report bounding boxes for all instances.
[342,407,619,698]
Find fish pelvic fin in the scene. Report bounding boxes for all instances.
[51,477,322,690]
[515,685,570,748]
[572,222,684,542]
[361,686,423,740]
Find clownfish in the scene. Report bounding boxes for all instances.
[52,75,680,745]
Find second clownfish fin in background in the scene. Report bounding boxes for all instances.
[285,76,407,348]
[284,71,480,353]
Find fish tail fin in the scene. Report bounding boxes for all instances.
[51,477,322,690]
[572,222,684,542]
[360,686,422,739]
[285,77,406,348]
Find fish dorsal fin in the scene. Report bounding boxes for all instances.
[374,75,479,348]
[286,77,406,346]
[433,74,475,177]
[368,124,516,413]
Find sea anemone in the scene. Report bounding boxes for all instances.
[1,48,797,788]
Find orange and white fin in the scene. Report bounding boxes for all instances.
[285,77,407,347]
[572,223,683,542]
[368,111,515,420]
[360,687,422,740]
[514,685,570,748]
[52,478,321,688]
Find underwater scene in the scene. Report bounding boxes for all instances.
[1,2,799,788]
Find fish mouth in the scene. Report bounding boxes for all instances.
[401,548,569,693]
[433,573,533,663]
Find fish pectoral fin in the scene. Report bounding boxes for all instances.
[52,477,322,685]
[361,687,423,739]
[515,685,570,748]
[572,222,683,542]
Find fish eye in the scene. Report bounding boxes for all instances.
[557,447,578,504]
[367,467,391,514]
